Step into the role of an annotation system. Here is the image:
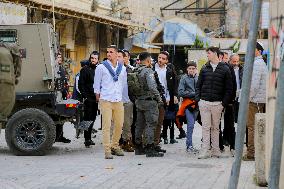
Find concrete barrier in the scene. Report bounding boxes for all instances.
[255,113,267,186]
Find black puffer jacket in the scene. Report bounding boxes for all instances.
[196,62,233,107]
[225,62,236,104]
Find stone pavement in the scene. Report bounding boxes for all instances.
[0,117,266,189]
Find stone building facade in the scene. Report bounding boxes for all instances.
[124,0,225,36]
[2,0,134,79]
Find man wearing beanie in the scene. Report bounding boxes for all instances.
[178,61,199,153]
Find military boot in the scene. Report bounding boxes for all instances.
[135,143,145,155]
[129,138,135,148]
[145,144,164,157]
[154,145,166,153]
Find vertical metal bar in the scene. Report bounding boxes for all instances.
[268,48,284,188]
[228,0,263,188]
[52,0,56,32]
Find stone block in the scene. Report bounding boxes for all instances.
[254,113,268,186]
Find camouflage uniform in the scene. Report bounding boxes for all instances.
[0,42,21,121]
[135,64,162,146]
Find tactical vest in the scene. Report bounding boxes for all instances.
[0,46,14,85]
[137,66,156,98]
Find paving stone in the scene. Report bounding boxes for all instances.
[0,118,266,189]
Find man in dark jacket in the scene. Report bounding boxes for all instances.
[230,53,243,122]
[153,51,180,146]
[196,46,233,159]
[78,51,99,147]
[219,51,237,156]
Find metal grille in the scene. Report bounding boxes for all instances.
[0,29,17,43]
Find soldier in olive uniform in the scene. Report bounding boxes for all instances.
[135,52,164,157]
[0,41,22,122]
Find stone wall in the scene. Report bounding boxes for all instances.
[126,0,222,32]
[226,0,241,37]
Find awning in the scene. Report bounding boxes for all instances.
[2,0,147,30]
[130,44,161,54]
[163,19,207,45]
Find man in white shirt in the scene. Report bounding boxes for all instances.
[94,45,127,159]
[153,51,179,146]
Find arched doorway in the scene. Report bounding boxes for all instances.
[149,17,206,72]
[151,30,187,73]
[73,20,87,77]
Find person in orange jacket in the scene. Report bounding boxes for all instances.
[178,61,199,153]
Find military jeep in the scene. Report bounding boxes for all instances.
[0,23,84,156]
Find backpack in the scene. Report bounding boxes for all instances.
[127,67,144,99]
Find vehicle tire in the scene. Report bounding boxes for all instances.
[5,108,56,156]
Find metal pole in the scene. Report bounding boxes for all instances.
[268,50,284,188]
[228,0,262,188]
[52,0,56,32]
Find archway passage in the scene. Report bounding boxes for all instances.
[149,17,206,72]
[73,20,87,78]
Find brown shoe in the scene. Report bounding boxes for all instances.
[122,141,134,152]
[129,139,135,148]
[111,148,124,156]
[242,154,255,161]
[105,152,113,159]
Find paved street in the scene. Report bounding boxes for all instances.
[0,118,266,189]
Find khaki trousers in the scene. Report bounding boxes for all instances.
[122,101,133,141]
[199,101,223,153]
[100,100,124,153]
[247,102,265,157]
[154,104,165,145]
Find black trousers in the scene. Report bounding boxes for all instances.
[56,124,64,140]
[234,101,239,123]
[219,123,224,151]
[83,98,98,141]
[223,104,236,150]
[162,119,175,140]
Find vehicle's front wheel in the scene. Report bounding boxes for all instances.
[5,108,56,156]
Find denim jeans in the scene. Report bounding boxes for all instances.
[185,109,196,148]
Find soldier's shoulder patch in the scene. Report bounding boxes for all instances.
[0,64,11,72]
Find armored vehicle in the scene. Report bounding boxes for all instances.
[0,24,84,155]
